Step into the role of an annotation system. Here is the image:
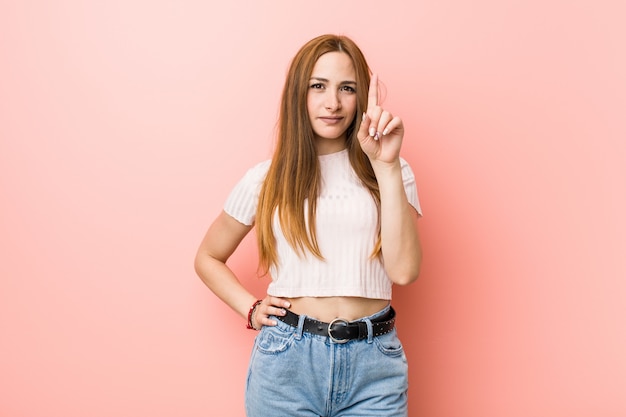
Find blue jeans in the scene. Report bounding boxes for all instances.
[245,305,408,417]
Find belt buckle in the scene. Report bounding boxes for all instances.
[328,318,350,344]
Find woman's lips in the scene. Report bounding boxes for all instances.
[319,117,344,124]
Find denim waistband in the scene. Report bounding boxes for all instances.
[273,303,395,343]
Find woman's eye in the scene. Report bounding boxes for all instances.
[341,86,356,93]
[310,83,324,89]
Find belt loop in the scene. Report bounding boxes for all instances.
[364,318,374,343]
[294,313,306,340]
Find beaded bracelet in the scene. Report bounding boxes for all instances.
[246,299,263,330]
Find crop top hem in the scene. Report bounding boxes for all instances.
[267,287,392,301]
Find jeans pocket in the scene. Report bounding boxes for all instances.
[373,329,405,358]
[255,324,295,355]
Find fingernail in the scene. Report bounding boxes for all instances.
[280,309,287,315]
[383,128,389,135]
[284,301,291,308]
[374,132,380,141]
[271,320,277,326]
[362,112,366,121]
[369,127,376,137]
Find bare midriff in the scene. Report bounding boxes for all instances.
[285,296,389,323]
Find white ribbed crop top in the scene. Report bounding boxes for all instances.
[223,149,422,300]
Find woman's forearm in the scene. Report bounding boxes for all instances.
[372,160,422,285]
[194,254,258,319]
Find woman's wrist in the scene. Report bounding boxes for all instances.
[246,299,263,330]
[369,157,401,174]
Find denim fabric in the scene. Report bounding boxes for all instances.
[245,305,408,417]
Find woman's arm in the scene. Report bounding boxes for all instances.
[371,161,422,285]
[357,74,423,285]
[194,211,289,328]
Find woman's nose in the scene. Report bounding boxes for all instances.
[325,92,341,111]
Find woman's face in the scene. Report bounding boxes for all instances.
[306,52,357,154]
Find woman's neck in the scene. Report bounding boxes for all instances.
[315,137,347,155]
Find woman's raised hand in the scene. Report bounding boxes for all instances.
[357,74,404,164]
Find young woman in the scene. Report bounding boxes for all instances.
[194,34,422,417]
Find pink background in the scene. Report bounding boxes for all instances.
[1,1,625,416]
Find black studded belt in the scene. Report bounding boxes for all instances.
[276,306,396,343]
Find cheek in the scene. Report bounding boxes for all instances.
[345,96,357,116]
[306,93,318,115]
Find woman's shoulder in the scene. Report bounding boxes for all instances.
[240,158,272,181]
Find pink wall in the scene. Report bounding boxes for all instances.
[1,1,625,416]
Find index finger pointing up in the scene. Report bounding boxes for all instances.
[367,73,378,110]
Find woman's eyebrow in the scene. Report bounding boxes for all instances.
[309,77,356,85]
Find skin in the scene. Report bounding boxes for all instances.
[194,51,422,328]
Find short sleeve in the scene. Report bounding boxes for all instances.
[400,157,423,216]
[223,160,271,226]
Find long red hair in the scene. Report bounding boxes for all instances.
[256,34,381,273]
